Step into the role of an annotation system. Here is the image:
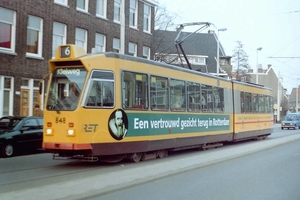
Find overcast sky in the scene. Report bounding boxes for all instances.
[157,0,300,94]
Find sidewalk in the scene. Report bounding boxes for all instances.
[273,123,281,128]
[2,132,300,200]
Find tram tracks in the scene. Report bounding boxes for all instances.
[0,155,122,194]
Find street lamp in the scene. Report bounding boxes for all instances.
[217,28,227,76]
[256,47,262,84]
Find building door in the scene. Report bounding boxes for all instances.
[20,89,30,116]
[33,89,41,107]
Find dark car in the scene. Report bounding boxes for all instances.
[0,116,43,157]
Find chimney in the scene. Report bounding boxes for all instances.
[257,64,262,69]
[268,64,272,69]
[208,30,215,34]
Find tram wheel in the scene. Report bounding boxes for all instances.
[130,153,143,163]
[157,150,167,158]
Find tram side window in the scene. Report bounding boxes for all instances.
[187,82,200,112]
[122,71,148,109]
[240,91,245,113]
[270,96,274,113]
[258,94,265,113]
[170,79,186,111]
[265,95,271,113]
[252,94,259,112]
[245,92,252,112]
[85,71,114,108]
[201,84,213,112]
[269,96,273,113]
[214,87,223,112]
[150,76,169,110]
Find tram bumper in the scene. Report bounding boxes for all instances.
[43,142,92,150]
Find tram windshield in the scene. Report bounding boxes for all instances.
[46,67,87,111]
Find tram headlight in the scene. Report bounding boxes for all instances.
[67,129,75,136]
[46,129,53,135]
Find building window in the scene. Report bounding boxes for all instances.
[128,42,137,56]
[54,0,68,6]
[1,76,14,116]
[113,38,120,53]
[34,80,40,87]
[0,7,16,53]
[193,57,205,65]
[129,0,137,28]
[52,22,67,57]
[220,59,228,65]
[241,76,247,82]
[76,0,89,12]
[21,79,29,87]
[75,28,87,51]
[143,4,151,32]
[114,0,121,22]
[96,0,107,18]
[143,46,150,59]
[95,33,106,53]
[26,15,43,57]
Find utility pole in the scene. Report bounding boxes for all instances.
[256,47,262,84]
[277,71,282,123]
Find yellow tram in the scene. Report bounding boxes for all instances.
[42,44,273,162]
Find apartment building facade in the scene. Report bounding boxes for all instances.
[0,0,157,117]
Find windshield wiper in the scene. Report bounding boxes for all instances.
[54,104,61,114]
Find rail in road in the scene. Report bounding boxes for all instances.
[1,129,300,200]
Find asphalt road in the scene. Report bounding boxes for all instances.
[1,125,300,200]
[97,139,300,200]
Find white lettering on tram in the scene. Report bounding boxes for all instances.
[134,118,149,129]
[150,118,180,129]
[57,68,80,76]
[133,117,229,130]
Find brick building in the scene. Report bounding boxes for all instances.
[0,0,157,117]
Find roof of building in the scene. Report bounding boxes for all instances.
[153,29,226,73]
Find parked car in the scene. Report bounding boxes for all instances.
[0,116,43,157]
[281,113,300,130]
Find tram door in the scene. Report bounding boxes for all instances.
[20,89,30,116]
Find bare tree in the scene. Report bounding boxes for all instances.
[151,5,178,61]
[154,5,177,31]
[231,41,251,81]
